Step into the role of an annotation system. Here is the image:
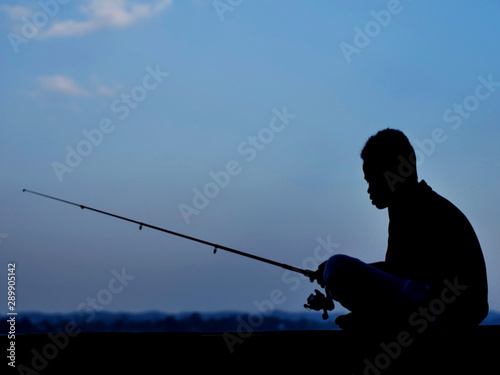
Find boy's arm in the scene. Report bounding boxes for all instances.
[369,261,387,272]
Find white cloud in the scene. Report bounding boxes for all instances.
[35,74,121,101]
[97,85,117,98]
[37,75,89,97]
[0,4,33,20]
[40,0,172,38]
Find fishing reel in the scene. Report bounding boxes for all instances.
[304,289,335,320]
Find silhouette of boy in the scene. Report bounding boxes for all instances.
[313,129,488,332]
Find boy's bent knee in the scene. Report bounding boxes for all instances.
[323,254,362,303]
[324,254,356,277]
[324,254,357,286]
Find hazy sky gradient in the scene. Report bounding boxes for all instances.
[1,0,499,319]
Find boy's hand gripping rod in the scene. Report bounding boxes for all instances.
[23,189,316,280]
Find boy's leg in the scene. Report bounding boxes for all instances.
[323,254,428,313]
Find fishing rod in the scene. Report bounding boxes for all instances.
[23,189,315,279]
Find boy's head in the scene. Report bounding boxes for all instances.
[361,129,418,209]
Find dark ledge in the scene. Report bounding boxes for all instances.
[6,325,499,374]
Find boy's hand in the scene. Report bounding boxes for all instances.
[309,261,327,288]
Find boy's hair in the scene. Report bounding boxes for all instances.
[361,128,418,181]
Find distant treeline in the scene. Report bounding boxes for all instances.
[2,312,334,334]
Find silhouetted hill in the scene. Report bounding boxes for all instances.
[2,309,498,336]
[1,310,340,335]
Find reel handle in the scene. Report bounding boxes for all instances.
[304,289,335,320]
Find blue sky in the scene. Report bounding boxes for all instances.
[1,0,499,320]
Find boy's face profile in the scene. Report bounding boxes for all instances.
[363,161,393,209]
